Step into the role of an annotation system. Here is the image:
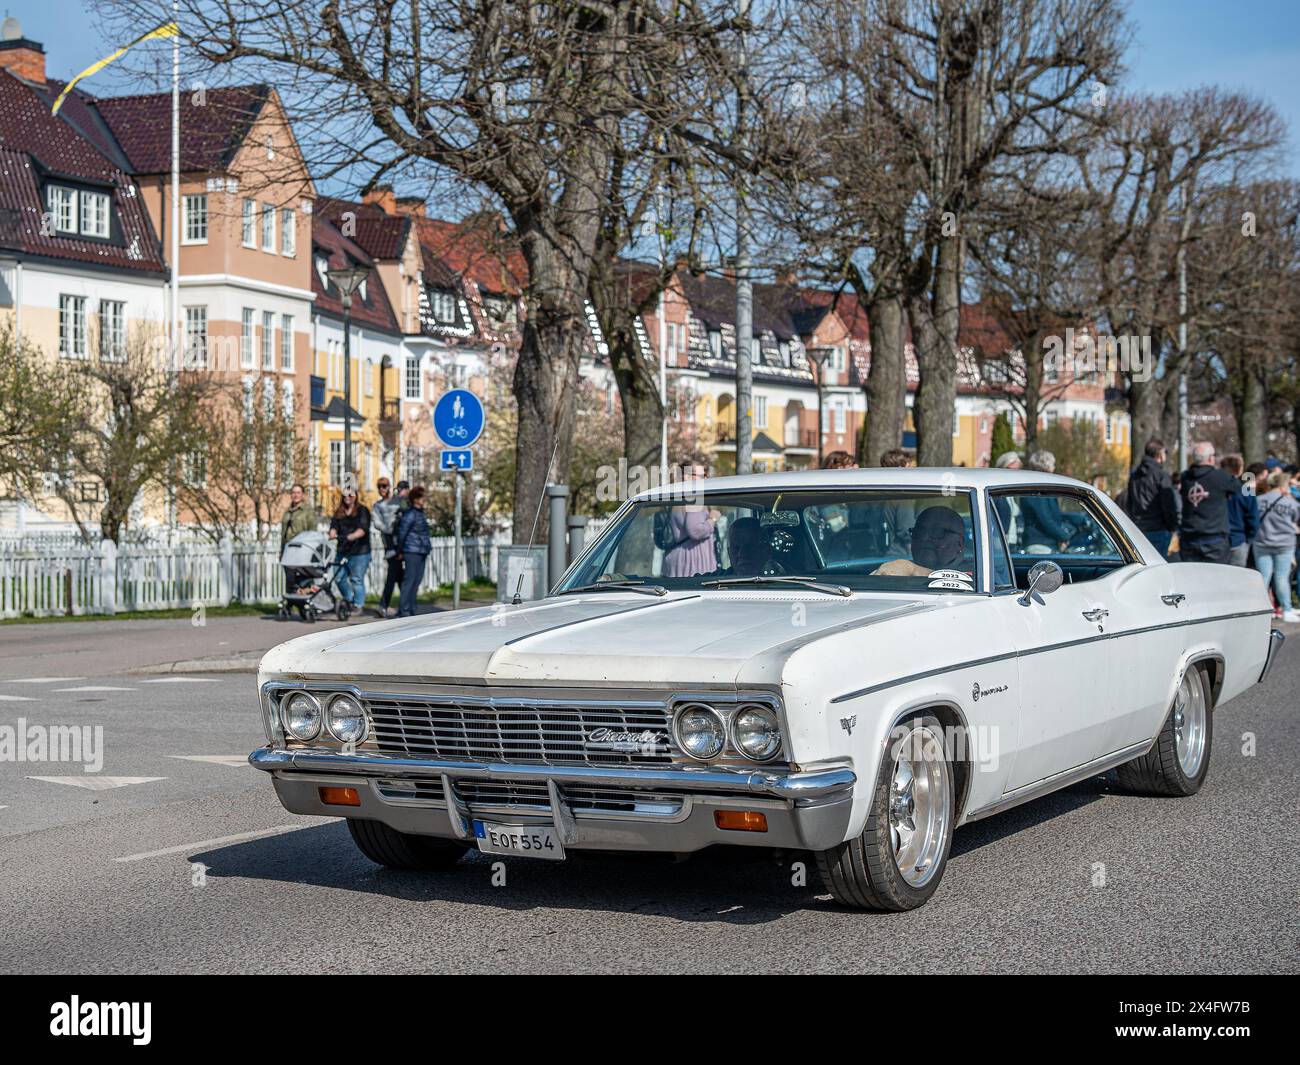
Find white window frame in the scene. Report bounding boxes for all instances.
[754,394,768,426]
[98,299,126,361]
[280,314,293,371]
[47,186,77,233]
[261,311,275,370]
[329,439,343,488]
[184,306,208,368]
[280,207,296,257]
[59,295,87,358]
[405,355,422,400]
[260,203,275,252]
[80,191,111,239]
[239,308,255,369]
[182,193,208,244]
[241,198,257,247]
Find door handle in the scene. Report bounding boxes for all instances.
[1081,608,1109,621]
[1161,594,1186,608]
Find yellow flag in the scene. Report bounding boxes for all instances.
[51,22,180,115]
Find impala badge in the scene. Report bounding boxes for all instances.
[972,680,1008,702]
[840,715,857,735]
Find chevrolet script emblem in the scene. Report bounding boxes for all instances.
[585,727,666,752]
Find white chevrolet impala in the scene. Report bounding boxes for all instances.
[251,469,1284,910]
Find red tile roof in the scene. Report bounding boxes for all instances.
[92,85,272,174]
[415,215,527,296]
[0,70,165,275]
[315,196,411,261]
[311,213,400,334]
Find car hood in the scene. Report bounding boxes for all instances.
[258,591,939,688]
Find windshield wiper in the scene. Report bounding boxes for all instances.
[558,580,668,597]
[700,575,852,597]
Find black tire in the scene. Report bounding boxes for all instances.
[276,605,289,620]
[1114,665,1213,797]
[816,712,955,911]
[305,606,318,623]
[346,819,468,870]
[336,601,352,622]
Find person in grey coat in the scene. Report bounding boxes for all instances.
[1253,470,1300,621]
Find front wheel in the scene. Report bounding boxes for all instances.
[347,819,468,870]
[1114,665,1213,796]
[816,712,954,911]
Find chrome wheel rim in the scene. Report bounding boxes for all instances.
[1173,671,1207,778]
[888,724,950,888]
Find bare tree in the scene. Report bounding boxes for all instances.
[0,325,80,506]
[104,1,739,540]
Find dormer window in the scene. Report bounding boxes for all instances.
[430,289,457,322]
[48,185,110,238]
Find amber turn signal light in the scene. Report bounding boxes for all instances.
[319,786,361,807]
[714,810,768,832]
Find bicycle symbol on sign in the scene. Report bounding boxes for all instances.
[444,424,470,441]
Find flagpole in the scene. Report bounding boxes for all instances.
[170,0,180,373]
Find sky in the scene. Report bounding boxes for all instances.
[7,0,1300,176]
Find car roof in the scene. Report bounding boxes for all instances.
[635,467,1098,500]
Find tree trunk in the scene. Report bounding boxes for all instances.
[1128,375,1168,470]
[861,293,906,466]
[909,236,963,466]
[1236,365,1269,462]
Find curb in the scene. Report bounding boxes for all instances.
[128,655,262,675]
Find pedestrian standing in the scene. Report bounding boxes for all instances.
[1253,470,1300,621]
[328,487,372,614]
[1220,453,1258,567]
[1176,442,1240,564]
[372,478,409,617]
[1121,439,1179,560]
[395,485,432,617]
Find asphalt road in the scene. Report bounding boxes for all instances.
[0,615,1296,975]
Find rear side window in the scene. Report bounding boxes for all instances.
[991,490,1129,586]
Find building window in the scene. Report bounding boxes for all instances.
[98,300,125,361]
[364,358,374,397]
[182,194,208,243]
[48,185,77,233]
[832,346,846,372]
[329,439,343,488]
[280,314,293,371]
[241,198,257,246]
[281,379,294,418]
[81,191,111,239]
[952,409,961,436]
[280,208,296,256]
[405,355,422,400]
[1104,416,1114,443]
[240,308,255,369]
[261,203,275,251]
[59,295,87,358]
[754,394,768,426]
[778,339,790,367]
[261,311,275,370]
[184,306,208,368]
[708,330,722,359]
[834,400,846,434]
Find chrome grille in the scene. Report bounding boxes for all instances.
[374,777,685,817]
[364,696,675,767]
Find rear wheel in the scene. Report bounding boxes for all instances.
[816,712,954,911]
[1115,666,1213,796]
[347,819,468,870]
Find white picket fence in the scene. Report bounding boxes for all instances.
[0,533,501,619]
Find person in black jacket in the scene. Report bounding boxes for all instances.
[1122,438,1179,559]
[1177,441,1240,564]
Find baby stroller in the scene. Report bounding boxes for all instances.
[278,530,352,622]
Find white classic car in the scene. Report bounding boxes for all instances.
[251,468,1285,910]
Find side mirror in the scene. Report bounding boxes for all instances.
[1018,560,1064,606]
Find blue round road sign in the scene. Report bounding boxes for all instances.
[432,389,485,448]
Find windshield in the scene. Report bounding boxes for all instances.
[557,489,981,594]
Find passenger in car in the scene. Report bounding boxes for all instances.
[871,506,967,578]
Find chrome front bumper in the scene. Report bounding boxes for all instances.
[249,747,857,853]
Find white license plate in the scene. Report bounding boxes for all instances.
[473,820,566,861]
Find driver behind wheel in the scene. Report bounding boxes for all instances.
[871,505,967,577]
[724,516,774,577]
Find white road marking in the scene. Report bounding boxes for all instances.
[114,820,333,862]
[28,775,166,791]
[169,755,250,768]
[10,677,84,684]
[0,694,36,701]
[140,677,221,684]
[51,686,137,692]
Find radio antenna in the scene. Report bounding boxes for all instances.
[512,431,563,605]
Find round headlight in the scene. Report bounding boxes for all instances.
[674,703,726,761]
[326,693,368,744]
[731,704,782,762]
[282,692,322,741]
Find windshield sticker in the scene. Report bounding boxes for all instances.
[928,578,973,590]
[928,570,973,584]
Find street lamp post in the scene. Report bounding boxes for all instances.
[808,346,831,468]
[327,264,369,487]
